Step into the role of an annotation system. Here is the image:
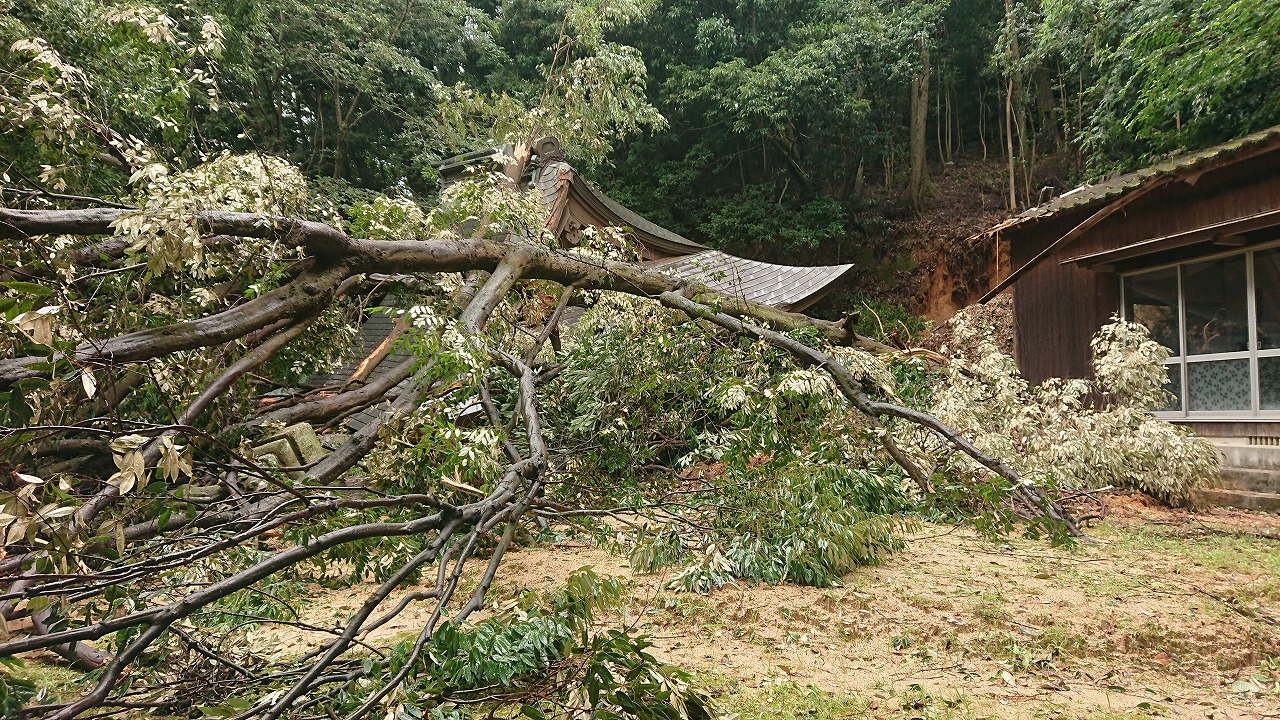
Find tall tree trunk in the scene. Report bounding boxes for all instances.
[945,79,953,162]
[1005,77,1017,212]
[979,89,988,161]
[935,82,944,165]
[907,42,931,209]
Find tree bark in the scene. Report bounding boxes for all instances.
[907,41,931,209]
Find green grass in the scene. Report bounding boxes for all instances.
[1,657,87,710]
[972,591,1007,623]
[1055,523,1280,603]
[707,679,976,720]
[710,680,868,720]
[1109,527,1280,577]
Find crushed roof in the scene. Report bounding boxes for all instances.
[650,250,854,310]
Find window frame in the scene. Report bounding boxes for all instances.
[1119,239,1280,422]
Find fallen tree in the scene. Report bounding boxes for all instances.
[0,153,1083,718]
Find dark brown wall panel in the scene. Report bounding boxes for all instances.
[1009,146,1280,384]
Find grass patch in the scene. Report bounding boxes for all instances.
[1112,528,1280,578]
[895,683,973,719]
[711,680,868,719]
[1,656,86,711]
[972,591,1007,623]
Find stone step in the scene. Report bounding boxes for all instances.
[1198,488,1280,513]
[1217,467,1280,494]
[1212,443,1280,471]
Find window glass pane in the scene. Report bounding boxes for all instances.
[1262,357,1280,411]
[1184,254,1248,355]
[1160,363,1183,412]
[1187,359,1251,411]
[1256,248,1280,351]
[1123,268,1179,355]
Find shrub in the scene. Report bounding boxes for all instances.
[921,317,1219,506]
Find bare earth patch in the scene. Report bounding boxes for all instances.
[256,495,1280,719]
[18,497,1280,719]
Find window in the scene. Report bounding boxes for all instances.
[1183,255,1248,355]
[1257,248,1280,351]
[1122,268,1179,353]
[1123,268,1181,411]
[1121,243,1280,419]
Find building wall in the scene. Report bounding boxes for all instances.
[1009,148,1280,386]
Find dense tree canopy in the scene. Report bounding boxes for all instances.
[5,0,1276,273]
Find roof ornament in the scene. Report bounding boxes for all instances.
[531,136,564,165]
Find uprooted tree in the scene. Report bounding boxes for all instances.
[0,137,1096,717]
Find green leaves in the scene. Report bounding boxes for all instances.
[1040,0,1280,172]
[326,569,714,720]
[553,303,917,589]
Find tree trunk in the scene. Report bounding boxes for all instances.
[907,41,931,209]
[1005,77,1017,212]
[979,89,988,161]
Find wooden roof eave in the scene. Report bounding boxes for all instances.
[990,124,1280,239]
[1063,207,1280,271]
[556,169,707,256]
[975,125,1280,302]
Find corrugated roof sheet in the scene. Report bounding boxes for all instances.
[650,250,854,310]
[989,124,1280,236]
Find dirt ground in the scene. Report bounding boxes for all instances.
[15,494,1280,719]
[245,493,1280,720]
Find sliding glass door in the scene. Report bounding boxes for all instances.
[1121,243,1280,419]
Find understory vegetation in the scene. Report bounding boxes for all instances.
[0,0,1254,717]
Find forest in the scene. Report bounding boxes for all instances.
[1,0,1279,718]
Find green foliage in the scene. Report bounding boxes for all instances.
[602,0,948,261]
[1040,0,1280,173]
[549,296,918,589]
[922,317,1220,507]
[850,297,933,347]
[419,568,714,720]
[207,0,487,187]
[654,465,914,590]
[1,0,223,195]
[698,187,847,256]
[347,195,430,241]
[196,569,715,720]
[0,658,41,716]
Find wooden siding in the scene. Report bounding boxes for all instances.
[1180,421,1280,438]
[1007,142,1280,386]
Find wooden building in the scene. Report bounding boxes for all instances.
[982,125,1280,438]
[315,140,858,431]
[440,137,856,312]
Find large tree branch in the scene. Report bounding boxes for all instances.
[1,263,351,388]
[657,291,1081,535]
[0,208,355,260]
